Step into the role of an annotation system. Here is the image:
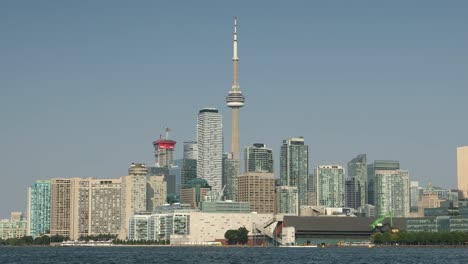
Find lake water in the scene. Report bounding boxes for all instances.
[0,246,466,264]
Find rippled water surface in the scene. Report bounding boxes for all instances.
[0,246,467,264]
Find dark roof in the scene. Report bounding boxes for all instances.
[284,216,407,232]
[199,108,219,113]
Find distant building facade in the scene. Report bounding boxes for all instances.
[280,137,309,211]
[129,212,191,241]
[368,160,400,206]
[347,154,367,208]
[27,180,51,238]
[182,141,198,185]
[120,163,148,239]
[457,146,468,198]
[275,186,299,215]
[315,165,345,208]
[168,159,182,195]
[50,177,121,240]
[374,169,410,217]
[237,172,275,213]
[147,176,167,212]
[180,178,211,209]
[245,143,273,173]
[223,152,240,201]
[410,181,420,212]
[0,213,27,240]
[197,108,223,192]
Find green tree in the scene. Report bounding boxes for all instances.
[237,227,249,245]
[224,229,239,245]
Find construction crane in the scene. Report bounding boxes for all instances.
[370,211,398,233]
[160,126,171,139]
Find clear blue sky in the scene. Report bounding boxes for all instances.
[1,0,467,217]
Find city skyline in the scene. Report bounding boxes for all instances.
[1,1,468,217]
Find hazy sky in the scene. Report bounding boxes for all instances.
[1,0,467,218]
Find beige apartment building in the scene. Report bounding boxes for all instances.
[457,146,468,198]
[237,172,275,214]
[50,178,121,240]
[119,174,146,239]
[147,175,167,211]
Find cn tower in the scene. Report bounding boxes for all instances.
[226,17,245,160]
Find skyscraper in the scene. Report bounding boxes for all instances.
[168,159,182,195]
[152,128,176,168]
[457,146,468,198]
[223,152,240,201]
[27,180,51,238]
[84,179,122,238]
[315,165,345,208]
[345,177,360,209]
[182,141,198,186]
[367,160,400,205]
[245,143,274,173]
[225,17,245,160]
[280,137,309,210]
[197,108,223,192]
[120,163,148,239]
[374,169,410,217]
[410,181,420,212]
[347,154,367,208]
[49,178,77,239]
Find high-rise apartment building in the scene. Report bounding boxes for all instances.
[49,177,121,240]
[27,180,51,238]
[197,108,223,192]
[410,181,420,212]
[307,173,317,206]
[275,186,299,215]
[347,154,367,208]
[457,146,468,198]
[50,178,77,239]
[368,160,400,205]
[280,137,309,210]
[345,177,360,209]
[315,165,345,208]
[147,176,167,212]
[223,152,240,201]
[120,163,148,239]
[182,141,197,186]
[374,169,410,217]
[85,179,122,237]
[237,172,275,213]
[245,143,274,173]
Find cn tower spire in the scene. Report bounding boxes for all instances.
[226,16,245,160]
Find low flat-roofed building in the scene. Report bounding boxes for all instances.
[0,213,27,239]
[283,216,407,244]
